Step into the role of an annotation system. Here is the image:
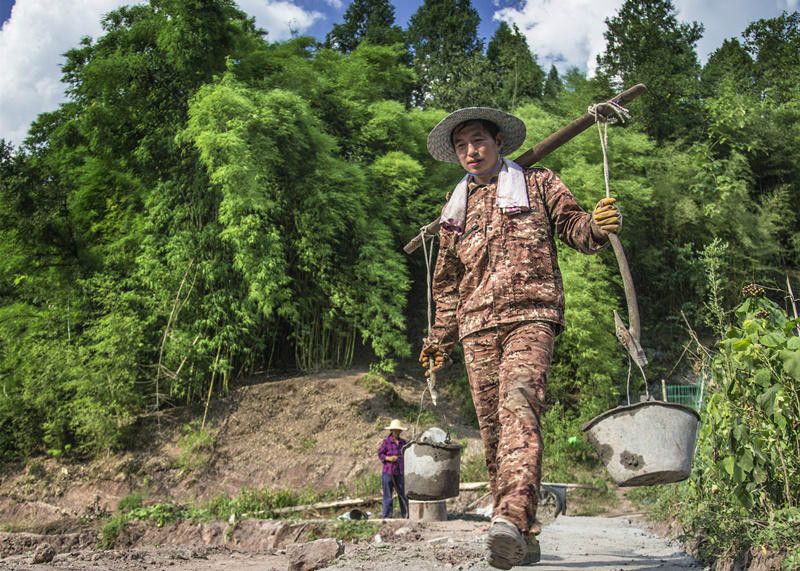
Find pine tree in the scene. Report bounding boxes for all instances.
[486,22,544,109]
[700,39,755,97]
[597,0,704,141]
[407,0,487,108]
[325,0,405,53]
[543,64,563,102]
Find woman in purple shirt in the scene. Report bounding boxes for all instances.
[378,419,408,518]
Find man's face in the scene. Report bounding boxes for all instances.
[452,121,503,178]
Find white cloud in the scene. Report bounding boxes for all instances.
[0,0,322,147]
[495,0,793,78]
[495,0,623,76]
[674,0,794,62]
[0,0,135,146]
[237,0,323,40]
[324,0,343,9]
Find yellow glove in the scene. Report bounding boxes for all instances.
[592,197,621,236]
[419,344,448,378]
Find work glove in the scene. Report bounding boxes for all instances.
[419,342,449,378]
[592,197,622,237]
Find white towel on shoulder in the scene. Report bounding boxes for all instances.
[439,159,529,233]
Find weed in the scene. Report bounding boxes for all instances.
[298,437,317,451]
[332,520,379,541]
[26,461,46,479]
[98,514,127,550]
[117,491,145,513]
[460,453,488,482]
[128,503,187,528]
[357,372,397,400]
[176,420,215,473]
[350,472,381,498]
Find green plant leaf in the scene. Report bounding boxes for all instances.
[759,332,784,348]
[779,349,800,380]
[786,336,800,350]
[732,338,751,351]
[720,455,735,477]
[753,368,772,387]
[737,450,754,473]
[756,384,781,415]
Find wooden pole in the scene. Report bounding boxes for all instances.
[403,84,647,254]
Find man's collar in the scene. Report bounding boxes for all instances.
[467,175,499,195]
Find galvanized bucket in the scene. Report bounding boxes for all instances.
[582,401,700,486]
[403,428,462,501]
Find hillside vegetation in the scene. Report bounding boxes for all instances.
[1,0,798,567]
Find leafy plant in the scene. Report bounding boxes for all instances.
[176,421,216,473]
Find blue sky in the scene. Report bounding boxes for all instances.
[1,0,796,145]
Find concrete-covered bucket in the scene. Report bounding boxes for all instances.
[582,401,700,486]
[403,427,462,500]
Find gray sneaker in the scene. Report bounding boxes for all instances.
[518,536,541,566]
[487,521,527,570]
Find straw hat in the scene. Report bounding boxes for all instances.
[427,107,527,163]
[384,419,407,431]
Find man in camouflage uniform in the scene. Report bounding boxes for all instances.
[420,108,620,569]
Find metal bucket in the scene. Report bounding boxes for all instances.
[403,428,462,501]
[582,401,700,486]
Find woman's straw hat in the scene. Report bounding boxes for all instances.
[384,419,407,431]
[427,107,527,163]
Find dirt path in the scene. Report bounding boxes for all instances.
[0,514,700,570]
[326,515,700,571]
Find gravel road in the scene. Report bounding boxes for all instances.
[0,514,700,571]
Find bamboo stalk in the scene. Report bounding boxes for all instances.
[403,84,648,254]
[155,260,195,420]
[787,275,800,336]
[202,344,222,430]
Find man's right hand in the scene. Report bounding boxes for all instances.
[419,344,448,378]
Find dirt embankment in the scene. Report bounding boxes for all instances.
[0,369,481,533]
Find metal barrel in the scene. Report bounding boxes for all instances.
[403,440,462,500]
[582,401,700,486]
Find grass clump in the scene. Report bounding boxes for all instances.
[176,420,216,473]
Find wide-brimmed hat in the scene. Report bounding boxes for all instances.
[384,419,407,431]
[427,107,527,163]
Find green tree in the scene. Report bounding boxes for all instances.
[542,64,563,103]
[597,0,704,141]
[742,11,800,103]
[701,39,755,97]
[325,0,405,53]
[407,0,488,108]
[486,22,544,109]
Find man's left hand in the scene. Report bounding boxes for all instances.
[592,197,621,236]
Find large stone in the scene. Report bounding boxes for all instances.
[31,542,56,564]
[286,538,344,571]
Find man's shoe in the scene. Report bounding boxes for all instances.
[487,520,527,570]
[518,536,541,566]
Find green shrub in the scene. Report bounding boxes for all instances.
[176,421,216,472]
[98,514,128,550]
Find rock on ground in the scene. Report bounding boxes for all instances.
[287,538,345,571]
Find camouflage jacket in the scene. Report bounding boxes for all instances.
[428,168,607,353]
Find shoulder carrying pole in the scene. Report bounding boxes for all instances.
[403,84,647,254]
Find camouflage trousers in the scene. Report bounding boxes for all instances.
[461,320,555,536]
